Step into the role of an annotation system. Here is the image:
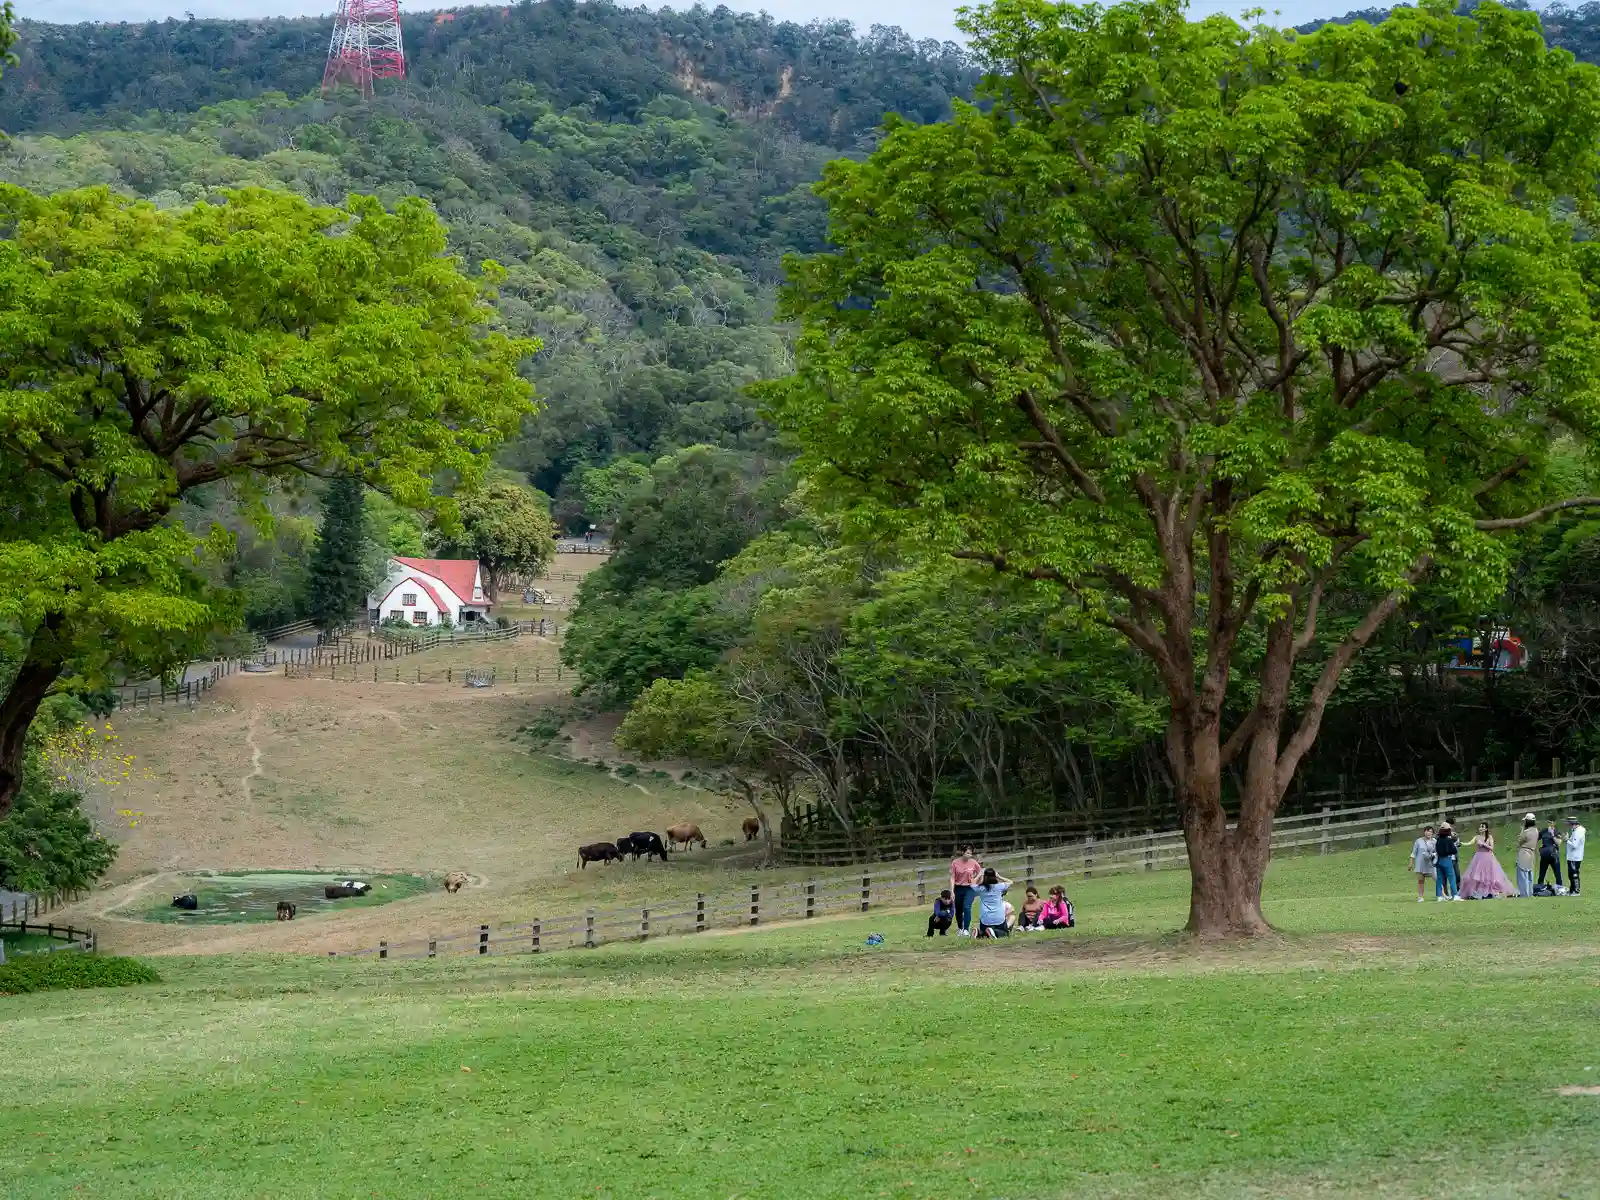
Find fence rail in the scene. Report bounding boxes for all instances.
[0,888,96,956]
[287,661,569,686]
[331,772,1598,964]
[778,774,1516,864]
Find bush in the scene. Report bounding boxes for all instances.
[0,953,161,995]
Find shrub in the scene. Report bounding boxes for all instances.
[0,953,161,995]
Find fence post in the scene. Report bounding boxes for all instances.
[750,886,760,927]
[1384,794,1395,845]
[1025,853,1036,891]
[478,924,489,955]
[1320,805,1331,856]
[861,873,871,912]
[532,920,541,953]
[1145,830,1155,871]
[1505,779,1515,820]
[1084,836,1096,879]
[695,894,706,933]
[916,867,926,905]
[428,936,437,960]
[584,909,596,948]
[641,907,651,939]
[805,881,816,920]
[378,940,388,961]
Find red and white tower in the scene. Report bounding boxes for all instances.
[322,0,406,98]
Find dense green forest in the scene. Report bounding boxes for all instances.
[13,0,1600,854]
[0,3,974,533]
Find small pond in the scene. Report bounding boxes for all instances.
[122,871,432,924]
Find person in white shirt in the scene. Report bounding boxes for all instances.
[1566,817,1586,896]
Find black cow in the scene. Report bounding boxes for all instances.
[276,901,297,921]
[615,835,638,858]
[325,881,371,899]
[578,841,622,868]
[171,893,198,911]
[628,831,669,862]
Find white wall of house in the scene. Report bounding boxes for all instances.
[374,580,447,625]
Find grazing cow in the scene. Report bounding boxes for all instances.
[171,893,198,911]
[666,822,706,851]
[614,835,639,859]
[742,816,762,842]
[444,871,469,894]
[276,901,296,921]
[578,841,622,868]
[628,831,669,862]
[324,880,372,899]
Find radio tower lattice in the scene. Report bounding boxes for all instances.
[322,0,405,99]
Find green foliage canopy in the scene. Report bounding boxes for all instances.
[0,184,537,815]
[767,0,1600,933]
[427,480,555,599]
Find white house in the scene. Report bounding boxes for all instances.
[368,557,491,627]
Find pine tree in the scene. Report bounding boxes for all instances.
[306,475,370,631]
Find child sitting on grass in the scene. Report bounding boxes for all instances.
[1018,887,1045,930]
[1039,886,1074,929]
[926,889,954,937]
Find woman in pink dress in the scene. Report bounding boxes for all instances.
[1459,822,1516,899]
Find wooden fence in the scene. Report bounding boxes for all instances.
[1,888,96,954]
[778,775,1508,864]
[330,772,1599,963]
[287,661,569,686]
[110,660,238,711]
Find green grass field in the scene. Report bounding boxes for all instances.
[6,829,1599,1198]
[119,871,433,924]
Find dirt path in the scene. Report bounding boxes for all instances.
[240,707,263,805]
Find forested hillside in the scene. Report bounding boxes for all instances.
[0,4,974,524]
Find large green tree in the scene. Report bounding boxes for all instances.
[768,0,1600,935]
[0,185,536,816]
[427,479,555,600]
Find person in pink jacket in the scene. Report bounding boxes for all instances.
[1039,886,1074,929]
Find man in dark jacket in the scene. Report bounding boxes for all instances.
[1539,821,1563,888]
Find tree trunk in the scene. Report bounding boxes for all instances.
[0,621,67,819]
[1171,719,1276,938]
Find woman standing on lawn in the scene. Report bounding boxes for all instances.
[949,846,983,937]
[1410,825,1437,902]
[1459,821,1516,899]
[1435,823,1462,900]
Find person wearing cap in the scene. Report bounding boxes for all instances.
[1566,816,1586,896]
[1516,814,1539,898]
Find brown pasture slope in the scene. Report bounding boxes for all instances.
[62,659,749,956]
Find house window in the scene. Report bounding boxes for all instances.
[411,612,428,625]
[388,610,403,622]
[402,593,417,606]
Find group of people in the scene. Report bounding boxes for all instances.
[1409,814,1586,900]
[927,845,1076,938]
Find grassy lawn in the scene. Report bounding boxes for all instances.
[7,834,1600,1198]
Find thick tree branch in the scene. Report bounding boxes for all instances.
[1015,391,1105,502]
[1474,496,1600,530]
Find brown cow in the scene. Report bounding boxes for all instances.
[444,871,469,893]
[742,816,762,842]
[665,822,707,851]
[275,901,296,921]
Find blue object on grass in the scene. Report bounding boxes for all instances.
[865,933,884,946]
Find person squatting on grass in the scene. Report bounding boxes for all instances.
[949,845,983,937]
[1516,815,1539,898]
[1434,823,1463,901]
[974,868,1012,939]
[927,890,954,937]
[1410,825,1437,903]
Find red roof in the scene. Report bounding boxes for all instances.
[381,575,451,615]
[392,557,485,608]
